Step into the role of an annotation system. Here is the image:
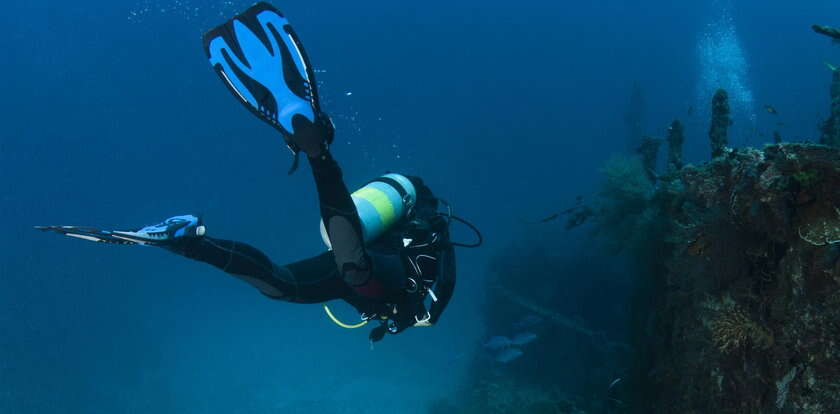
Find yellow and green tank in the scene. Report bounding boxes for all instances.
[320,173,416,249]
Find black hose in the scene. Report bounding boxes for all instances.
[445,214,483,248]
[436,198,482,248]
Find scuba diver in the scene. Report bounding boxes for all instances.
[35,2,480,343]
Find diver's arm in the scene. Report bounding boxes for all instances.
[429,245,456,324]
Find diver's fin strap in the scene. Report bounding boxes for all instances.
[288,150,301,174]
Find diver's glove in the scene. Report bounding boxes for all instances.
[369,325,387,343]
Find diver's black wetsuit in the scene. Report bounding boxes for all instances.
[164,150,456,335]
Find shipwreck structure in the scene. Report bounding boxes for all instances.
[632,143,840,413]
[433,26,840,413]
[630,76,840,414]
[819,70,840,148]
[709,89,732,158]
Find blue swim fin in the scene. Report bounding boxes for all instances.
[34,215,205,246]
[202,2,331,173]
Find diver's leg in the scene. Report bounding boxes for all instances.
[281,90,381,298]
[164,236,292,299]
[164,237,349,303]
[306,151,384,298]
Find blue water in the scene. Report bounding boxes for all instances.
[2,0,837,412]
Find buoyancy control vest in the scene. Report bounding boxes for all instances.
[363,175,452,339]
[320,174,451,339]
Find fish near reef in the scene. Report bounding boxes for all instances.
[511,332,538,346]
[482,336,513,350]
[494,348,524,363]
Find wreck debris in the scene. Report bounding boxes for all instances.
[709,89,732,158]
[812,24,840,42]
[491,285,631,352]
[625,81,646,152]
[819,70,840,147]
[492,285,596,337]
[636,135,662,182]
[666,120,685,171]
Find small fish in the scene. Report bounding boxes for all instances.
[482,336,513,350]
[345,92,353,96]
[530,204,582,224]
[826,61,838,72]
[776,122,785,126]
[764,105,778,115]
[687,105,694,116]
[511,332,538,346]
[494,348,523,363]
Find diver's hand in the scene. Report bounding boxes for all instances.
[369,325,387,343]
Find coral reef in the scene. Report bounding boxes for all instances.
[706,298,773,353]
[437,41,840,413]
[819,70,840,148]
[633,143,840,413]
[436,133,840,414]
[797,204,840,246]
[666,120,685,172]
[592,155,664,260]
[709,89,732,158]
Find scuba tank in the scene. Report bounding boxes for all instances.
[319,173,417,249]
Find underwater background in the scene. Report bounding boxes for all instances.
[2,0,839,412]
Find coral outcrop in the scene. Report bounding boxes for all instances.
[635,144,840,413]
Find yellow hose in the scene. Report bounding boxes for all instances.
[323,305,368,329]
